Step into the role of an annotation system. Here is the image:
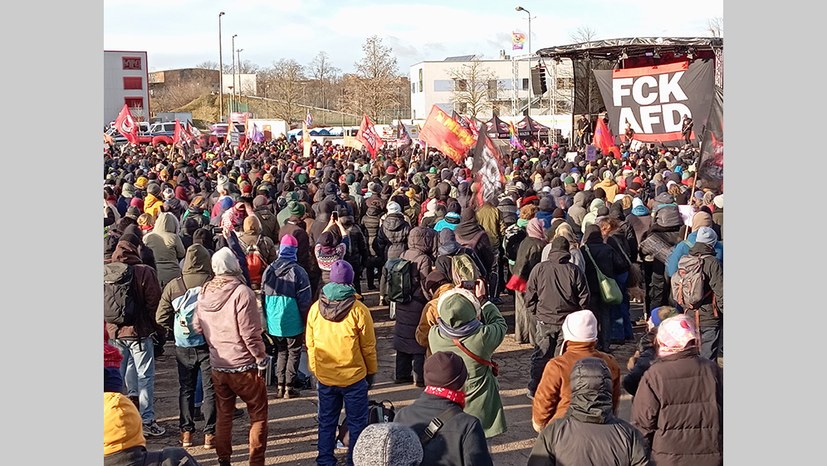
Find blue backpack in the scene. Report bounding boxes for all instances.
[171,278,205,347]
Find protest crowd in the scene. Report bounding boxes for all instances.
[103,119,724,466]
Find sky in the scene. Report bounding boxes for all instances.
[104,0,723,75]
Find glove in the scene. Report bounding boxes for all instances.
[366,373,375,391]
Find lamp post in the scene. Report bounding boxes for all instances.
[218,11,225,121]
[237,48,244,111]
[515,6,532,117]
[231,34,237,113]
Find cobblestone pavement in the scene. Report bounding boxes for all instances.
[144,286,647,465]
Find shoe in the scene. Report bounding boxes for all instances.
[233,408,245,419]
[204,434,215,450]
[490,297,504,305]
[218,460,231,466]
[193,408,204,422]
[393,377,413,384]
[414,381,425,388]
[181,431,193,447]
[284,388,301,399]
[378,297,385,306]
[143,421,166,437]
[367,284,377,291]
[276,385,285,398]
[526,391,535,401]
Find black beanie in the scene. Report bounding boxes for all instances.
[424,351,468,392]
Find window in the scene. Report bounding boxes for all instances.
[123,77,142,90]
[498,79,513,90]
[124,97,143,110]
[418,69,423,93]
[522,78,529,90]
[411,82,416,94]
[433,80,453,92]
[487,80,497,99]
[122,56,142,70]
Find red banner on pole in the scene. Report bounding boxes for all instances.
[419,106,477,164]
[356,115,382,158]
[114,104,139,145]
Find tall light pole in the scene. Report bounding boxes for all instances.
[516,6,532,117]
[237,48,244,111]
[218,11,225,121]
[231,34,237,113]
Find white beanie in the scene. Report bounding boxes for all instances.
[387,201,402,215]
[211,247,242,276]
[713,194,723,208]
[562,310,598,352]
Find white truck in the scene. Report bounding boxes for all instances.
[246,119,289,141]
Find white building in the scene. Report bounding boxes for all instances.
[409,53,573,121]
[222,73,257,95]
[104,50,150,126]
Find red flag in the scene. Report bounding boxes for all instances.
[173,119,183,145]
[472,130,507,204]
[356,115,382,158]
[419,106,476,164]
[594,117,622,159]
[114,104,139,145]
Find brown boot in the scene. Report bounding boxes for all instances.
[204,433,215,450]
[181,431,193,447]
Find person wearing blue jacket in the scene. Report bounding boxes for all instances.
[261,234,313,399]
[666,211,723,278]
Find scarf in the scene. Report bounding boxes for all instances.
[424,386,466,409]
[516,218,530,228]
[437,317,482,339]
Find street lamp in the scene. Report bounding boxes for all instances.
[231,34,237,113]
[218,11,225,121]
[516,6,532,117]
[237,48,244,109]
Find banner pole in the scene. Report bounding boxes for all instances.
[684,149,701,240]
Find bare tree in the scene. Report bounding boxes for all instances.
[268,59,306,125]
[195,61,219,70]
[707,17,723,37]
[238,60,259,75]
[309,51,341,110]
[448,59,497,119]
[351,35,400,123]
[570,26,598,44]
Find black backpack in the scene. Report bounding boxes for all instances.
[503,224,527,263]
[104,262,136,327]
[384,258,413,303]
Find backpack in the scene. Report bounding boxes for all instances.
[671,254,711,311]
[385,258,413,303]
[337,400,395,448]
[503,224,527,263]
[241,235,266,289]
[171,278,205,347]
[104,262,136,327]
[451,253,479,285]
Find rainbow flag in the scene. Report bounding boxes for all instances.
[508,121,524,150]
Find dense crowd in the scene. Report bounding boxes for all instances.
[103,133,723,466]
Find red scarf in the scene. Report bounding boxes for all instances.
[424,386,466,409]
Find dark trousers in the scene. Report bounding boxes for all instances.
[317,379,369,466]
[175,345,216,434]
[212,369,269,466]
[645,260,672,314]
[699,323,722,361]
[351,265,363,294]
[365,256,381,288]
[274,335,303,387]
[488,248,501,300]
[528,321,563,395]
[395,351,425,383]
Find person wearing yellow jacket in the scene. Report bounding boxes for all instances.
[144,182,165,219]
[306,260,377,466]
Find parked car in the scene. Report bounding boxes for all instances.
[105,122,151,146]
[208,123,247,145]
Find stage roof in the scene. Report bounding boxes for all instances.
[537,37,723,61]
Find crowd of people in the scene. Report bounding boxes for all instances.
[103,132,723,466]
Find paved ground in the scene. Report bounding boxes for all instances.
[145,285,647,465]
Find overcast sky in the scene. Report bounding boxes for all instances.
[104,0,723,74]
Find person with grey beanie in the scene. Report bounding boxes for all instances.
[352,423,423,466]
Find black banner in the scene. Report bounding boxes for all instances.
[697,86,723,191]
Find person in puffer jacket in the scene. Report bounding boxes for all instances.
[528,357,650,466]
[261,234,313,399]
[306,260,377,466]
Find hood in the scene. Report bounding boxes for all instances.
[588,198,605,214]
[182,244,213,276]
[198,276,244,312]
[548,249,572,264]
[111,241,142,265]
[408,226,434,253]
[319,283,357,322]
[567,357,614,423]
[383,213,408,231]
[572,191,586,208]
[154,211,179,234]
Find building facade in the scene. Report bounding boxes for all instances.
[409,54,573,121]
[104,50,150,125]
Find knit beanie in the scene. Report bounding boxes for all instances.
[329,260,354,285]
[162,187,175,201]
[691,211,713,232]
[288,200,306,217]
[713,194,724,208]
[656,314,699,357]
[103,392,146,456]
[562,310,598,353]
[146,183,161,197]
[387,201,402,215]
[424,351,468,391]
[121,183,135,198]
[280,234,298,248]
[695,226,718,246]
[352,423,423,466]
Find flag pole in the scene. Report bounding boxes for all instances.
[684,147,702,240]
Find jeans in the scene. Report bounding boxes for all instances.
[317,378,369,466]
[212,369,269,466]
[611,271,632,341]
[528,321,563,396]
[195,371,203,407]
[699,324,721,361]
[175,345,215,434]
[647,261,671,313]
[112,337,156,424]
[395,351,425,383]
[274,335,303,387]
[488,248,501,300]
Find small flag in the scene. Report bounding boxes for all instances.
[305,111,313,127]
[508,121,524,150]
[594,116,621,159]
[512,32,526,51]
[114,104,139,145]
[173,119,183,145]
[356,114,383,159]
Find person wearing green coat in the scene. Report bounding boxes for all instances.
[428,286,507,438]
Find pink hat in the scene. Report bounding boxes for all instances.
[280,234,298,248]
[656,314,699,357]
